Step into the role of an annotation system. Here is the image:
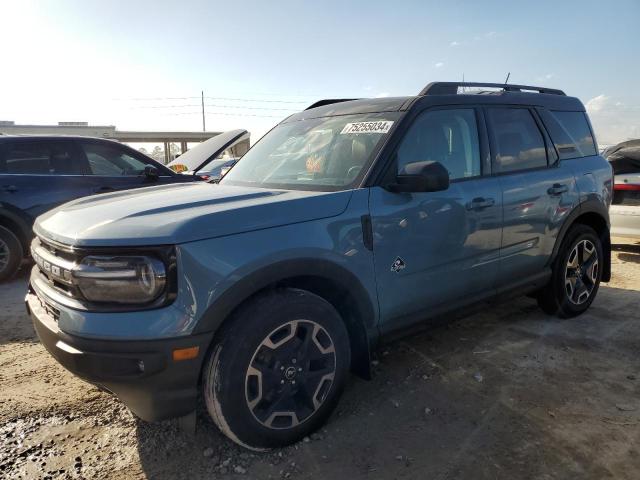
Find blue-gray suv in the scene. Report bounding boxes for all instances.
[26,82,613,450]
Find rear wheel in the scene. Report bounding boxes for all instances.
[537,224,603,318]
[203,289,350,450]
[0,226,23,282]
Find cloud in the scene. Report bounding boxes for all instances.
[434,62,444,68]
[584,94,640,145]
[586,94,609,114]
[449,41,459,47]
[535,73,555,83]
[375,92,390,98]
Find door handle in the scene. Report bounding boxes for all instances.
[547,183,568,196]
[2,185,18,193]
[466,197,495,210]
[94,186,115,193]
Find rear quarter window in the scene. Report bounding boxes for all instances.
[540,110,597,159]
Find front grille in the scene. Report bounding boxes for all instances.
[31,236,82,299]
[42,298,60,322]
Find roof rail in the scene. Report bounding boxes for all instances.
[305,99,359,110]
[419,82,566,96]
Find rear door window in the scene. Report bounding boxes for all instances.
[486,108,548,173]
[0,142,84,175]
[539,110,597,159]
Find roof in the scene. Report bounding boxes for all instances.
[0,134,124,143]
[284,97,413,122]
[286,82,585,122]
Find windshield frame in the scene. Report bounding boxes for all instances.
[220,112,403,192]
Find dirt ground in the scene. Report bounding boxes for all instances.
[1,238,639,480]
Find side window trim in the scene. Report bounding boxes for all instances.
[475,107,492,176]
[530,108,559,166]
[385,105,487,185]
[484,106,551,176]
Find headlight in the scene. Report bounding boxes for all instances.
[73,255,167,304]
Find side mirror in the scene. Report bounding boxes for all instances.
[143,165,159,181]
[387,161,450,193]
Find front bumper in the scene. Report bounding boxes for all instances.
[26,288,213,421]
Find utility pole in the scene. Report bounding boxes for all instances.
[201,90,206,132]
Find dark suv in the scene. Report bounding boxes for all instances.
[0,136,197,280]
[27,82,613,450]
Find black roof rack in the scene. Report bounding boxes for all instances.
[305,99,359,110]
[419,82,565,96]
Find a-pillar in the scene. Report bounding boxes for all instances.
[163,141,170,164]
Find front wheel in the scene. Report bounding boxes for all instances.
[203,289,350,450]
[537,224,603,318]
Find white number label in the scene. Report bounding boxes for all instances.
[340,121,394,135]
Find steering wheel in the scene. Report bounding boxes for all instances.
[346,165,362,180]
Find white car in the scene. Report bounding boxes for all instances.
[167,129,249,181]
[605,140,640,238]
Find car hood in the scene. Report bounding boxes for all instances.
[167,129,248,174]
[34,183,353,247]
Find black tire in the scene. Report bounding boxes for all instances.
[203,288,351,450]
[0,226,23,282]
[537,224,603,318]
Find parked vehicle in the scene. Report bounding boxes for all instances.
[0,136,198,281]
[167,129,248,181]
[27,82,612,450]
[604,139,640,237]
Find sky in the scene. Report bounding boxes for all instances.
[1,0,639,146]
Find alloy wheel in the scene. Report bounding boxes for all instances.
[564,239,598,305]
[245,320,336,430]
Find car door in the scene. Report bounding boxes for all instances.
[77,140,183,194]
[0,139,92,228]
[368,107,502,333]
[485,107,580,289]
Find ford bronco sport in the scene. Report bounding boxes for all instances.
[26,82,613,450]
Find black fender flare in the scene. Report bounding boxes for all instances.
[192,258,378,378]
[549,200,611,282]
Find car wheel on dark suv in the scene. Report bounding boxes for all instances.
[0,225,22,281]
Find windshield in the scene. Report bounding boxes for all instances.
[220,113,400,191]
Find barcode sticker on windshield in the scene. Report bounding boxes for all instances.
[340,121,394,135]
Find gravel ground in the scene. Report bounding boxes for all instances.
[1,237,639,479]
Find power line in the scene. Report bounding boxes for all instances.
[115,95,312,104]
[204,96,309,104]
[129,103,298,111]
[159,111,288,118]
